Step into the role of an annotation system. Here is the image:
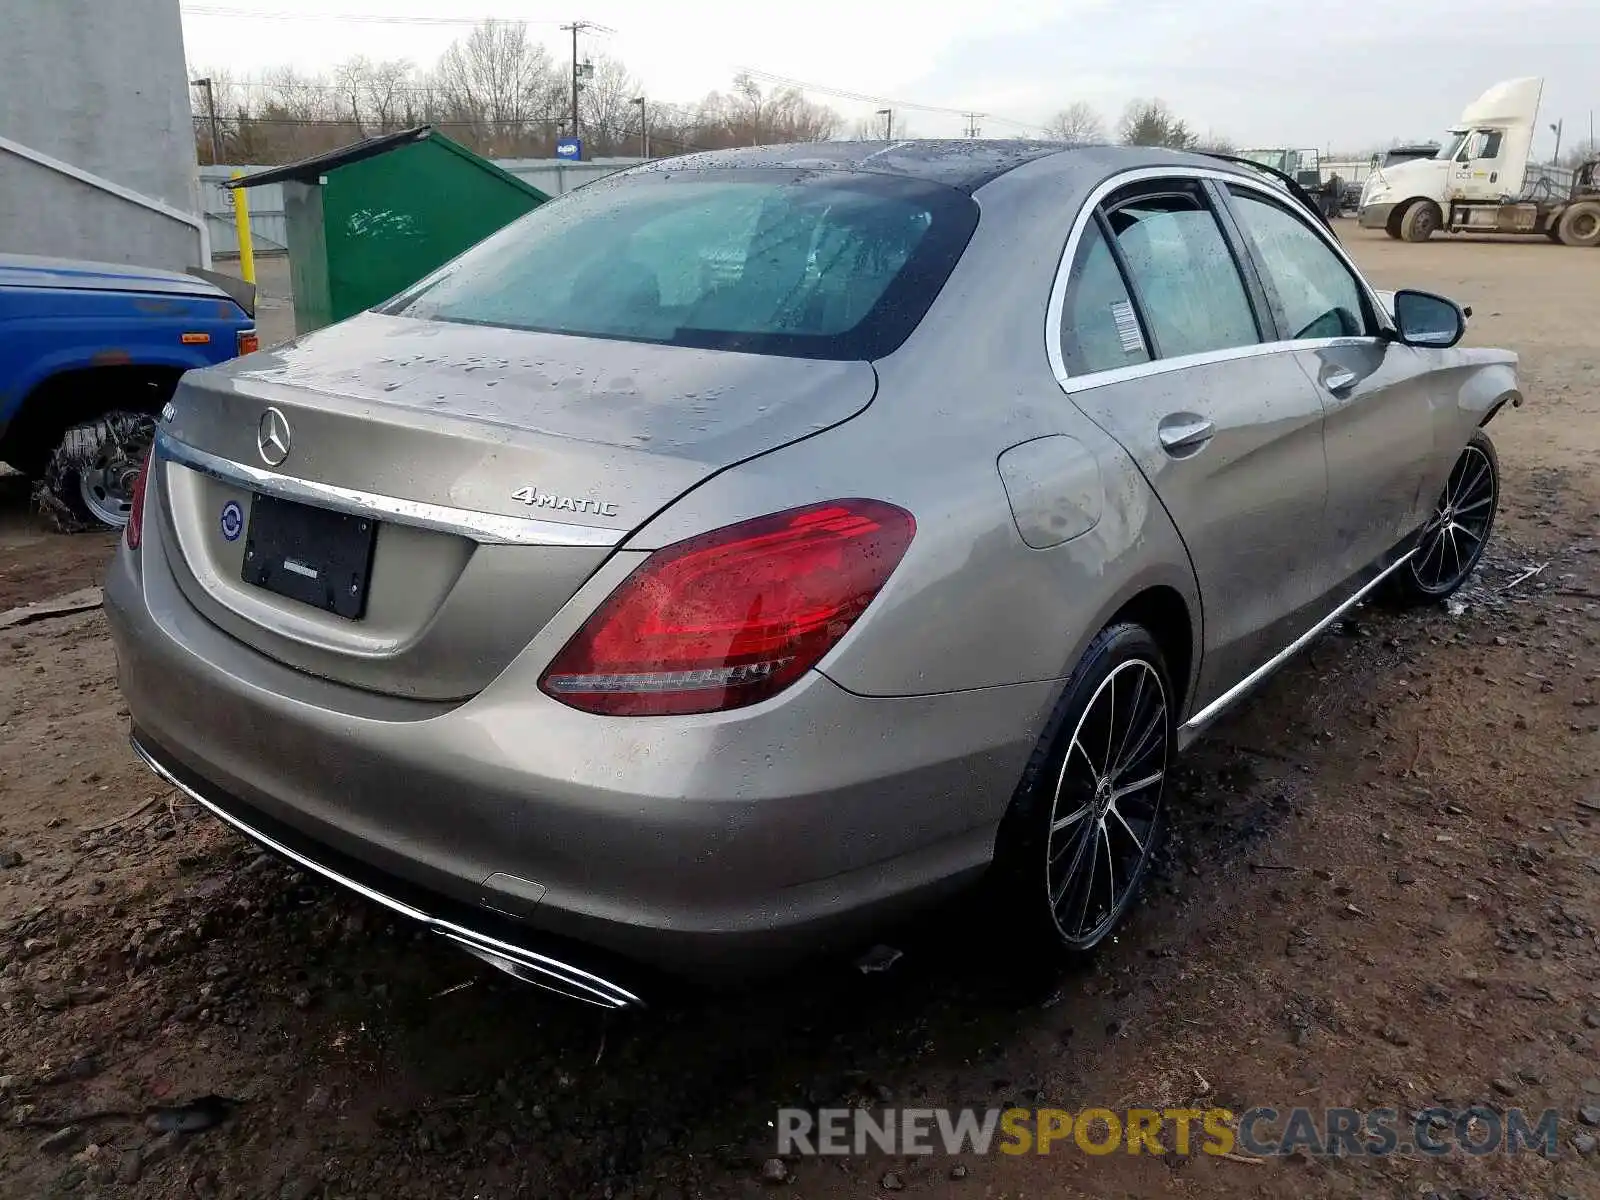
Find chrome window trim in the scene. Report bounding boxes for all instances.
[1046,166,1396,393]
[155,429,626,548]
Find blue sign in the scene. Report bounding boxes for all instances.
[220,501,244,542]
[555,137,582,161]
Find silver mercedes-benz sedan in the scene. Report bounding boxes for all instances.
[105,142,1520,1008]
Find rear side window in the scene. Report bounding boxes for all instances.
[1228,188,1368,339]
[1059,220,1152,375]
[388,169,977,361]
[1104,192,1261,359]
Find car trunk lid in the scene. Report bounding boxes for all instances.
[155,312,876,700]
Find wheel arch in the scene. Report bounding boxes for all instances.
[0,362,185,474]
[1056,559,1202,726]
[1107,586,1195,720]
[1454,358,1522,429]
[1478,388,1523,427]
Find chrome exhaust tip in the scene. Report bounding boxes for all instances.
[130,734,645,1011]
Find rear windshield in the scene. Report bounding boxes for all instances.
[386,168,978,360]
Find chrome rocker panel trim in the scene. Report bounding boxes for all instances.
[129,735,644,1010]
[156,429,625,549]
[1178,548,1416,744]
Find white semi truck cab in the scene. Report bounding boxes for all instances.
[1359,77,1600,246]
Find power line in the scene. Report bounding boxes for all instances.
[181,5,564,26]
[733,66,1047,136]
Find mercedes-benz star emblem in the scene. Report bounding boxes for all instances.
[256,407,292,467]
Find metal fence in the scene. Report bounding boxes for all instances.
[200,157,647,257]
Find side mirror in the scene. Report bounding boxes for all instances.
[1391,289,1466,348]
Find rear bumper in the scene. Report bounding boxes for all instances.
[131,733,646,1008]
[105,516,1051,983]
[1358,202,1397,230]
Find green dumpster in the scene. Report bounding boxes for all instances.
[230,127,549,335]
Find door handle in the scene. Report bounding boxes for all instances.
[1157,414,1214,456]
[1322,368,1359,393]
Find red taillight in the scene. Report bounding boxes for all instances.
[125,449,153,550]
[237,329,260,356]
[540,499,916,716]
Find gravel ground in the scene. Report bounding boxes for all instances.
[0,228,1596,1199]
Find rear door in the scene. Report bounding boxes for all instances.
[1221,183,1440,583]
[1055,175,1331,708]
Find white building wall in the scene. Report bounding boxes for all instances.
[0,0,204,269]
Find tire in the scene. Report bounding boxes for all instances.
[993,623,1174,957]
[1391,430,1498,605]
[1557,201,1600,248]
[1399,201,1441,242]
[0,436,52,480]
[31,411,155,533]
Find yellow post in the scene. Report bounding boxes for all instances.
[230,170,255,286]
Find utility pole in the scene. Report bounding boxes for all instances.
[563,23,582,147]
[558,20,611,156]
[877,108,893,140]
[631,96,648,158]
[1551,118,1563,165]
[191,77,221,165]
[963,112,983,138]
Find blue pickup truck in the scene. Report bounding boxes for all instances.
[0,254,258,531]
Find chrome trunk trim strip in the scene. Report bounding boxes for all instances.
[129,736,644,1010]
[155,430,625,548]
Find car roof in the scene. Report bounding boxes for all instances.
[635,141,1271,195]
[632,140,1076,193]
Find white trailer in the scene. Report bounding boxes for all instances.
[1357,77,1600,247]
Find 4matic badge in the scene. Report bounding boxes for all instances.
[511,486,618,518]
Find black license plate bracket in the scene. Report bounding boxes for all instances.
[241,494,378,620]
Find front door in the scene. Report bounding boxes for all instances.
[1222,184,1440,583]
[1453,128,1510,201]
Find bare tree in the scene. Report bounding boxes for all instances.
[1562,139,1600,168]
[696,73,837,147]
[332,56,370,128]
[364,59,421,131]
[1192,131,1236,154]
[1118,99,1195,149]
[1043,101,1104,143]
[849,112,911,140]
[577,54,642,155]
[191,36,838,164]
[432,19,562,152]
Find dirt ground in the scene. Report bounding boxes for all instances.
[0,230,1596,1199]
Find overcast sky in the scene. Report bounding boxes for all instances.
[180,0,1599,154]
